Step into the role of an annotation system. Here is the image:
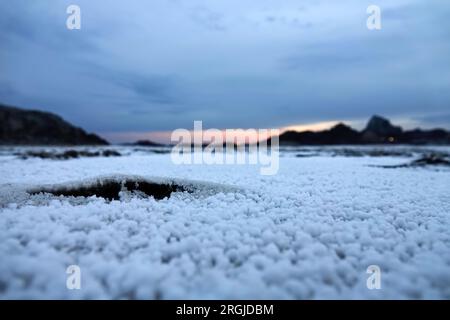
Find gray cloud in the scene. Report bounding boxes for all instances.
[190,6,226,31]
[80,63,180,105]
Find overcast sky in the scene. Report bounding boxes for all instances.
[1,0,449,142]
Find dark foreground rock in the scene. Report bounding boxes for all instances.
[17,149,121,160]
[0,104,108,145]
[374,154,450,169]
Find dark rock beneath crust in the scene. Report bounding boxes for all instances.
[31,178,191,201]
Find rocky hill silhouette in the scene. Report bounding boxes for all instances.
[0,104,108,145]
[276,115,450,145]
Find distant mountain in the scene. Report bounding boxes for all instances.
[0,104,108,145]
[275,115,450,145]
[127,140,165,147]
[361,115,403,143]
[280,123,361,145]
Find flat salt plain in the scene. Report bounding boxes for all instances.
[0,146,449,299]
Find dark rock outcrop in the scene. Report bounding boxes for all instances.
[0,104,108,145]
[374,154,450,168]
[17,149,121,160]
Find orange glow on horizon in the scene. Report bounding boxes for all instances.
[281,121,342,133]
[101,121,347,144]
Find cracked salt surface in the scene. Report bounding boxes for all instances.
[0,147,449,299]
